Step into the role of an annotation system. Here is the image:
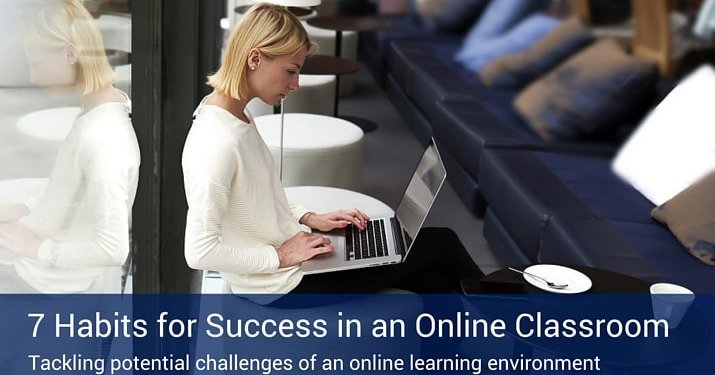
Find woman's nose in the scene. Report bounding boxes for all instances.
[289,75,299,91]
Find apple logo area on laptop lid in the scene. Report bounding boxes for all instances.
[394,138,447,260]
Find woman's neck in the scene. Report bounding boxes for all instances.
[81,85,125,112]
[205,91,251,123]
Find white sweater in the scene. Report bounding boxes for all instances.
[17,99,140,293]
[182,104,309,294]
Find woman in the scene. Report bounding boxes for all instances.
[0,0,139,293]
[183,3,482,296]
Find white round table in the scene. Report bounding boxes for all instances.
[255,113,364,189]
[285,186,393,217]
[16,107,80,142]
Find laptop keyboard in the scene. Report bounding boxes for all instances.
[345,219,389,261]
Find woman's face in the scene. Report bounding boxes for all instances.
[247,47,307,105]
[24,42,78,88]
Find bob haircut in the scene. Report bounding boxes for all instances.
[207,3,316,101]
[26,0,117,94]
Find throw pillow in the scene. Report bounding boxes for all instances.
[612,65,715,205]
[652,171,715,266]
[480,16,594,88]
[514,39,658,141]
[455,0,551,64]
[456,13,560,73]
[415,0,489,34]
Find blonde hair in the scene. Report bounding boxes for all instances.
[208,3,315,100]
[27,0,117,94]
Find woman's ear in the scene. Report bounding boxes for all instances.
[247,48,261,71]
[65,43,78,65]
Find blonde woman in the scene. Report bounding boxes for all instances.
[183,3,369,295]
[184,3,482,296]
[0,0,139,293]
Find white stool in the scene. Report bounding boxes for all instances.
[285,186,394,217]
[303,21,358,97]
[255,113,364,189]
[247,74,336,116]
[16,107,80,142]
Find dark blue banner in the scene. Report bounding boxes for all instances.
[0,294,713,374]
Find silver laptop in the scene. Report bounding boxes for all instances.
[302,139,446,274]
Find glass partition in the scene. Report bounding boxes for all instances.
[0,0,134,294]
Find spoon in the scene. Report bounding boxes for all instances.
[508,267,569,289]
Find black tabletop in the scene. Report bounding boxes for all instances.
[235,5,313,18]
[483,265,651,293]
[105,49,131,67]
[307,16,392,32]
[301,54,359,76]
[472,266,711,368]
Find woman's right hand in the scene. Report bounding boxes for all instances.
[0,203,30,222]
[276,231,334,268]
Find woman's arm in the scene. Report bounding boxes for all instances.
[32,173,132,268]
[19,133,137,269]
[184,178,281,274]
[182,135,283,274]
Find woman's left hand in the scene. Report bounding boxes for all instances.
[0,223,41,258]
[303,209,370,232]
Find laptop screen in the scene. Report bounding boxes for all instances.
[394,140,446,255]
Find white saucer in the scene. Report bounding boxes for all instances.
[522,264,592,294]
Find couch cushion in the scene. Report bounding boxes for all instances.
[387,41,524,125]
[515,40,658,141]
[415,0,489,34]
[480,148,714,292]
[540,216,715,293]
[652,171,715,265]
[479,148,659,260]
[480,16,594,88]
[613,65,715,206]
[457,0,550,57]
[456,13,560,72]
[610,220,715,292]
[478,149,595,260]
[539,217,663,283]
[386,41,480,121]
[536,151,657,224]
[432,100,533,181]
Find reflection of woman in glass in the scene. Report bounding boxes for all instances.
[183,3,481,296]
[0,0,139,293]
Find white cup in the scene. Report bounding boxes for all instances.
[650,283,695,329]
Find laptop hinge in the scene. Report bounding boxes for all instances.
[391,217,405,257]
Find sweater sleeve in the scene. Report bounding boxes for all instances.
[31,126,136,269]
[183,138,280,274]
[287,201,310,223]
[35,172,131,268]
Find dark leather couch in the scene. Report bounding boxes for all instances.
[358,16,715,292]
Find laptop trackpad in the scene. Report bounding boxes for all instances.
[302,233,346,270]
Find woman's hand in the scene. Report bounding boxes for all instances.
[0,203,30,222]
[276,231,334,268]
[0,223,41,258]
[301,209,370,232]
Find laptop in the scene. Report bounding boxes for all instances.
[302,138,446,274]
